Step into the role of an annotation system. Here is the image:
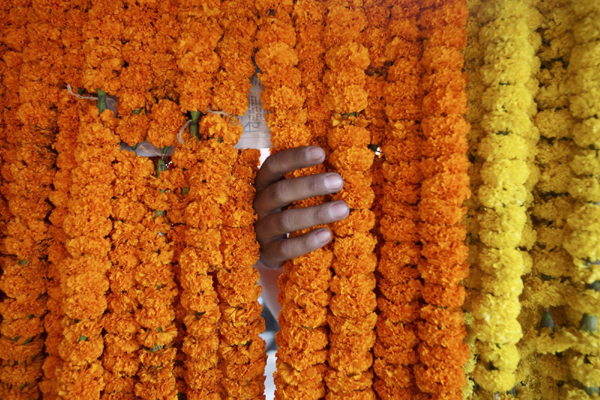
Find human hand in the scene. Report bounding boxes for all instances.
[253,146,349,270]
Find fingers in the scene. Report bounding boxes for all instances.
[255,146,325,192]
[256,200,349,243]
[259,228,332,270]
[254,172,344,217]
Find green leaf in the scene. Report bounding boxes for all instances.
[19,383,27,391]
[587,281,600,292]
[156,285,163,290]
[78,88,84,96]
[217,137,223,143]
[148,344,164,353]
[341,112,358,118]
[22,337,34,345]
[157,327,164,333]
[97,89,107,114]
[18,260,27,266]
[496,131,509,136]
[155,210,166,218]
[181,187,190,196]
[584,386,599,396]
[539,310,555,332]
[11,336,21,342]
[78,336,88,343]
[132,108,143,115]
[195,311,205,319]
[131,143,139,151]
[581,314,598,334]
[368,144,379,152]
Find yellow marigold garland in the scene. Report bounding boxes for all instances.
[466,0,541,396]
[562,1,600,397]
[518,1,578,398]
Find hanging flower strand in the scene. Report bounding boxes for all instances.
[562,1,600,397]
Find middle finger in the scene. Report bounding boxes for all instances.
[253,172,344,216]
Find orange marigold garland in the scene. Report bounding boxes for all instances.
[323,2,378,399]
[0,1,62,397]
[133,157,178,399]
[41,91,81,399]
[81,0,124,97]
[101,151,148,398]
[212,0,257,116]
[374,1,425,399]
[57,102,119,399]
[414,1,471,399]
[254,0,326,398]
[172,123,223,400]
[203,115,267,399]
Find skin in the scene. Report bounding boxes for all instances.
[253,146,349,318]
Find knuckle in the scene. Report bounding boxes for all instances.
[270,181,287,204]
[307,176,320,194]
[275,212,292,234]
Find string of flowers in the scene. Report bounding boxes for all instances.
[253,1,318,398]
[0,1,63,396]
[61,0,90,93]
[562,1,600,397]
[133,155,178,399]
[466,0,541,397]
[174,0,222,120]
[114,0,158,148]
[323,2,378,399]
[200,115,267,399]
[172,125,223,399]
[212,0,257,116]
[81,0,124,98]
[41,91,81,399]
[519,0,578,398]
[149,0,181,105]
[57,99,119,399]
[415,1,471,399]
[100,151,147,398]
[462,0,485,396]
[374,1,424,398]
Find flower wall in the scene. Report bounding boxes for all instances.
[0,0,598,399]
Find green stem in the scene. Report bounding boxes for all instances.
[584,386,599,396]
[97,89,107,114]
[190,110,201,138]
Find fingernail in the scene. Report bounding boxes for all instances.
[315,229,331,244]
[324,174,343,190]
[329,202,349,219]
[307,147,324,161]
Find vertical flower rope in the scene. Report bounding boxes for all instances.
[0,0,63,396]
[562,1,600,397]
[414,0,471,399]
[212,0,258,116]
[57,101,119,399]
[466,0,541,397]
[254,1,319,398]
[374,1,424,398]
[205,115,266,399]
[323,2,377,398]
[463,0,485,396]
[133,156,178,399]
[101,151,146,398]
[42,91,82,399]
[520,0,577,398]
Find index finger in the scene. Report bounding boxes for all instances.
[255,146,326,192]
